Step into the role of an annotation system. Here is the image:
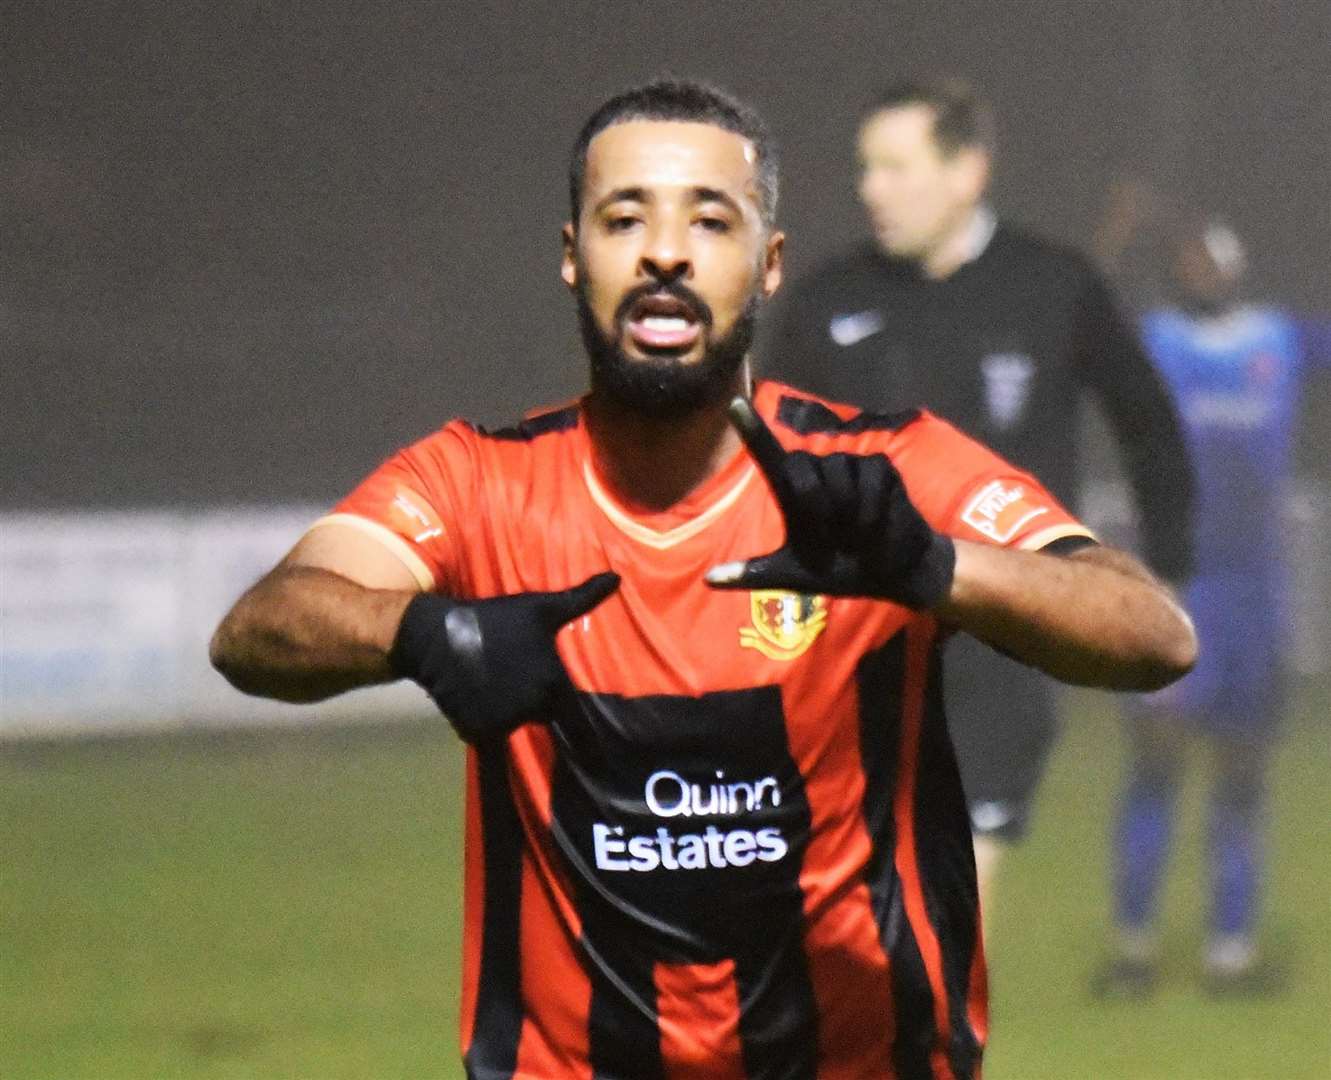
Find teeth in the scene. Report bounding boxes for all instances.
[641,316,690,331]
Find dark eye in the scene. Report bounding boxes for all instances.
[697,216,731,233]
[605,215,640,233]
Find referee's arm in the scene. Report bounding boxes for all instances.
[1072,269,1196,583]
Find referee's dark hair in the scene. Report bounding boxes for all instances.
[864,77,997,158]
[569,77,779,229]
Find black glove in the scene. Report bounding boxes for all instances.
[389,572,620,743]
[705,398,955,609]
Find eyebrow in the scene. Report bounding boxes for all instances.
[692,187,743,215]
[592,185,745,216]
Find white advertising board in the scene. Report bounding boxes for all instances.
[2,490,1328,737]
[1,509,432,737]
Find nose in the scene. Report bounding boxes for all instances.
[638,217,691,282]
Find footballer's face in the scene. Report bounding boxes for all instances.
[563,119,783,417]
[857,105,988,261]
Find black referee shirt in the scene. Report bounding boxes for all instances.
[764,223,1195,579]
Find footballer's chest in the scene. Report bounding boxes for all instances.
[562,565,903,711]
[479,455,908,702]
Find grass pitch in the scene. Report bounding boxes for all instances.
[3,687,1327,1078]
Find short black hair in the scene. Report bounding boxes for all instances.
[863,77,997,157]
[569,77,778,228]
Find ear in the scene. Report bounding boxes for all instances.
[953,147,991,203]
[560,222,578,290]
[762,230,785,298]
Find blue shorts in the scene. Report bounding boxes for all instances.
[1127,570,1286,741]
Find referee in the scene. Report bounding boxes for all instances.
[765,76,1195,919]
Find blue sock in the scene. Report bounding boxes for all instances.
[1208,789,1263,938]
[1114,771,1177,931]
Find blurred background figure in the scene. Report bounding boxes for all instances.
[763,76,1194,931]
[1094,208,1331,998]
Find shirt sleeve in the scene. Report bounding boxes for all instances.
[1069,265,1196,580]
[892,413,1097,552]
[307,422,478,594]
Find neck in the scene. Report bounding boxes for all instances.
[584,363,750,512]
[920,204,990,280]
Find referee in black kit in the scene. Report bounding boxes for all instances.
[765,76,1195,925]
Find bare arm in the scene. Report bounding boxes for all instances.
[209,523,422,703]
[934,541,1196,691]
[707,397,1197,694]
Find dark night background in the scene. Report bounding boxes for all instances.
[6,0,1328,509]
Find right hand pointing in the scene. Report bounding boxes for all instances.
[389,572,620,743]
[705,397,955,609]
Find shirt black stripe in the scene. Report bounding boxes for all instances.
[465,745,527,1080]
[857,634,939,1080]
[1040,533,1099,556]
[911,645,983,1080]
[887,889,942,1080]
[473,404,580,441]
[585,934,666,1080]
[775,393,919,436]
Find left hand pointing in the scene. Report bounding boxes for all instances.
[705,397,956,609]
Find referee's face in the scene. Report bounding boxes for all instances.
[562,120,784,373]
[857,105,986,261]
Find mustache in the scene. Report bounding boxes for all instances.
[613,278,714,328]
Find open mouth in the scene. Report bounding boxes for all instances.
[624,292,703,352]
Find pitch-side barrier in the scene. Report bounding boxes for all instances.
[2,487,1327,737]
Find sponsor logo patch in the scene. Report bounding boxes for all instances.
[960,480,1047,543]
[387,488,445,544]
[593,768,790,873]
[739,591,827,661]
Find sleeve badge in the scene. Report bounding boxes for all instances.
[960,480,1048,544]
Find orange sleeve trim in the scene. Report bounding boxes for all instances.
[306,513,437,590]
[1017,523,1098,552]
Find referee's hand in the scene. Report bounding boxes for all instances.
[389,573,620,743]
[705,397,955,609]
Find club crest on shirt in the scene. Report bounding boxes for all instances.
[740,591,828,661]
[980,351,1034,429]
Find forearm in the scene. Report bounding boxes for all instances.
[209,565,415,702]
[933,542,1196,690]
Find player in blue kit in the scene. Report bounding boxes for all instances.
[1095,217,1331,996]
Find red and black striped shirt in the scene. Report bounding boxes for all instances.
[323,380,1093,1079]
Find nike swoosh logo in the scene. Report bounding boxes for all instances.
[828,310,885,347]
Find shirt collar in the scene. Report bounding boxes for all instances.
[958,204,998,265]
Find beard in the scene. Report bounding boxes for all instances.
[576,274,761,420]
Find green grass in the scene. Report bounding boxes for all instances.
[985,684,1331,1080]
[2,721,466,1079]
[3,688,1327,1079]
